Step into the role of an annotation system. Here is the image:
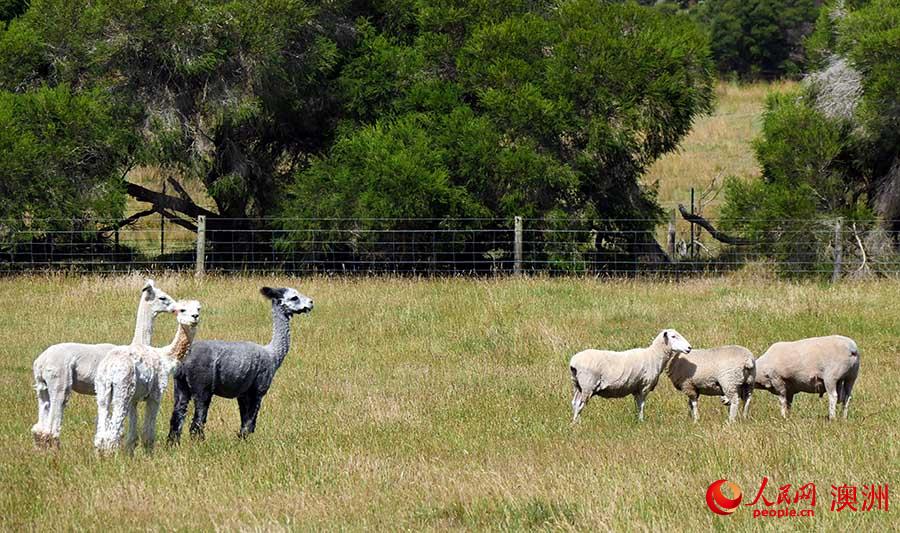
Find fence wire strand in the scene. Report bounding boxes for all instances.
[1,217,898,277]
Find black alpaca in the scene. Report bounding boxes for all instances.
[167,287,313,442]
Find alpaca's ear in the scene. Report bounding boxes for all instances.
[142,279,157,299]
[663,330,669,345]
[260,287,282,300]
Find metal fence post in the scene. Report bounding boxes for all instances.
[514,216,523,275]
[832,218,842,283]
[195,215,206,276]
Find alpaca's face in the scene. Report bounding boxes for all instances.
[280,288,314,316]
[174,300,201,326]
[143,280,177,315]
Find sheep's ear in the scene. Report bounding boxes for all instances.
[663,330,669,345]
[260,287,284,300]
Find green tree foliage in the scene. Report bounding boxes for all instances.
[696,0,819,79]
[0,0,347,219]
[0,85,136,236]
[282,0,714,259]
[0,0,26,24]
[722,0,900,274]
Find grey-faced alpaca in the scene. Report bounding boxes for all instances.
[167,287,313,442]
[31,280,175,448]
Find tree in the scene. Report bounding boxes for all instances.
[0,0,352,224]
[721,0,900,275]
[696,0,819,79]
[0,85,136,239]
[281,0,714,269]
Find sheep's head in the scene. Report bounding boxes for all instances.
[260,287,314,317]
[142,279,177,315]
[173,300,202,327]
[661,329,692,355]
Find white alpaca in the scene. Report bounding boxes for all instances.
[94,300,201,454]
[31,280,175,448]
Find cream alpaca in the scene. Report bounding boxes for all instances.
[94,300,201,454]
[31,280,175,448]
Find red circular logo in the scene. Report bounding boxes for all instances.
[706,479,743,515]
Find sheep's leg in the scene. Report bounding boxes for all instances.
[825,380,839,420]
[633,392,646,422]
[142,396,160,452]
[778,393,793,419]
[687,396,699,422]
[726,393,740,423]
[189,392,212,440]
[742,391,752,419]
[167,378,191,445]
[840,374,857,420]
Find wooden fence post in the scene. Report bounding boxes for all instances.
[832,218,842,283]
[668,208,676,260]
[195,215,206,276]
[514,216,523,275]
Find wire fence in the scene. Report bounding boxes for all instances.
[1,216,898,278]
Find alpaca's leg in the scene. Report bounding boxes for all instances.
[46,379,70,449]
[238,393,263,438]
[32,377,52,448]
[167,377,191,445]
[105,385,132,452]
[94,379,112,451]
[142,397,161,452]
[189,392,212,440]
[124,403,139,454]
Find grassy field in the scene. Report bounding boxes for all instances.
[644,81,796,217]
[0,275,897,530]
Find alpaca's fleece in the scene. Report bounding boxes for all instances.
[668,345,755,422]
[569,329,692,422]
[94,301,200,454]
[755,335,860,420]
[168,287,313,442]
[30,280,174,448]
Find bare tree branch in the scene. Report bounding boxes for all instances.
[678,204,752,246]
[166,177,195,203]
[97,208,157,235]
[158,209,198,233]
[125,181,217,219]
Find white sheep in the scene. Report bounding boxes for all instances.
[755,335,860,420]
[569,329,692,422]
[667,345,756,422]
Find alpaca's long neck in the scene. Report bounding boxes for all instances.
[131,295,154,346]
[266,302,292,369]
[160,322,196,363]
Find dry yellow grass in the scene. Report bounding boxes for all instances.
[0,274,897,530]
[644,80,797,218]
